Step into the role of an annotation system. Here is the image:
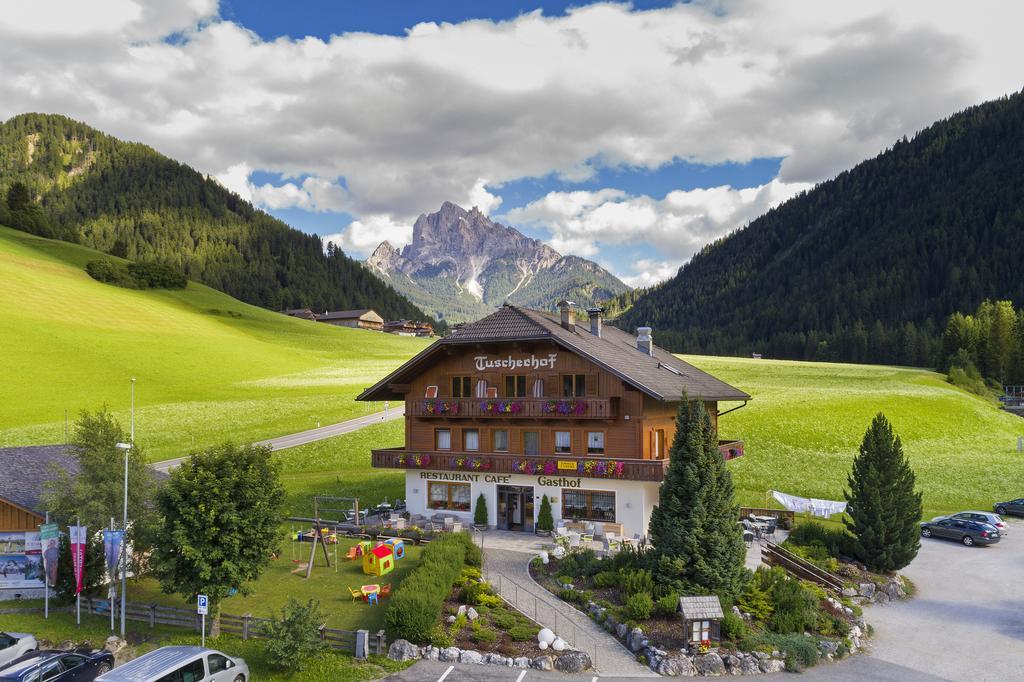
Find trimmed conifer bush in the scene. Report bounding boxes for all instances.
[536,494,554,533]
[474,493,488,527]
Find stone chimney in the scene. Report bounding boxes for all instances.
[557,300,576,331]
[637,326,653,355]
[587,307,604,338]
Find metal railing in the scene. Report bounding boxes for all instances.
[761,541,843,594]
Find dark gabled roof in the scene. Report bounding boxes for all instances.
[679,595,724,620]
[318,309,379,321]
[0,445,80,515]
[357,304,749,402]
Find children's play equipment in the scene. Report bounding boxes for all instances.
[383,537,405,560]
[355,540,373,558]
[362,544,395,577]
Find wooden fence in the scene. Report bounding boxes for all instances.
[81,597,386,658]
[760,541,843,594]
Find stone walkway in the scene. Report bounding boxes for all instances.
[479,534,657,677]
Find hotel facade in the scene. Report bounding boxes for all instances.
[357,302,749,538]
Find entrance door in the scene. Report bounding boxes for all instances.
[497,485,535,531]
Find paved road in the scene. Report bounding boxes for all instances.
[150,405,404,473]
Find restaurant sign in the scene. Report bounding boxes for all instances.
[474,353,558,372]
[557,460,578,470]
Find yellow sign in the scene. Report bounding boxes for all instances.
[557,460,577,471]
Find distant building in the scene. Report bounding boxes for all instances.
[384,320,435,337]
[0,445,79,533]
[317,309,384,331]
[282,308,318,321]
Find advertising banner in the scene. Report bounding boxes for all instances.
[39,523,59,587]
[103,530,124,581]
[69,526,88,595]
[0,531,44,589]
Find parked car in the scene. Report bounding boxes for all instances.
[0,633,37,670]
[920,518,1001,546]
[95,646,247,682]
[932,511,1009,535]
[993,498,1024,517]
[0,650,113,681]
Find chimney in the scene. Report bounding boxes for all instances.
[587,307,604,338]
[637,326,653,356]
[557,300,576,331]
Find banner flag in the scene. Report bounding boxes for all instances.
[69,526,88,595]
[39,523,60,588]
[103,530,124,581]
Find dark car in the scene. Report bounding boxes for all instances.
[0,650,114,682]
[994,498,1024,517]
[920,518,1000,546]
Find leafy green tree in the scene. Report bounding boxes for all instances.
[151,443,285,635]
[6,181,30,211]
[536,495,554,533]
[259,598,326,671]
[42,409,158,560]
[473,493,488,527]
[648,396,746,600]
[844,414,922,572]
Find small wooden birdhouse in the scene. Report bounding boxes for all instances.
[679,595,723,645]
[362,544,395,576]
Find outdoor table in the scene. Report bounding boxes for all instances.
[361,584,380,597]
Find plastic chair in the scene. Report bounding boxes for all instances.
[368,592,379,605]
[348,587,363,603]
[380,583,392,599]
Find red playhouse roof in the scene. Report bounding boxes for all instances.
[371,545,392,559]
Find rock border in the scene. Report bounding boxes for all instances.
[388,639,593,673]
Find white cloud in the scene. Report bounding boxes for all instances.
[330,215,413,255]
[507,179,811,283]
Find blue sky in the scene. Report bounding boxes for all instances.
[3,0,1017,286]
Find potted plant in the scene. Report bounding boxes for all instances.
[473,493,489,530]
[536,495,554,536]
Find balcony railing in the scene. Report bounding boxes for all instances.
[371,448,668,482]
[718,439,745,461]
[408,397,616,420]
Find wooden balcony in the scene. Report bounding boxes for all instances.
[371,448,668,482]
[407,397,617,420]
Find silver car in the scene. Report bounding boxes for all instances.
[933,511,1008,535]
[95,646,247,682]
[0,633,37,670]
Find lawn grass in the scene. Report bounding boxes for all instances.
[0,610,412,681]
[0,226,429,460]
[684,355,1024,519]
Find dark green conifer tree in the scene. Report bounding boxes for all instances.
[648,395,746,599]
[844,413,922,572]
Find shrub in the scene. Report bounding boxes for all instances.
[474,493,488,526]
[556,575,574,586]
[560,548,601,577]
[491,612,518,630]
[429,624,454,648]
[619,568,654,597]
[460,566,482,582]
[537,495,554,532]
[768,578,818,634]
[127,261,187,288]
[453,613,468,630]
[258,598,326,671]
[593,570,618,588]
[719,611,748,641]
[740,632,819,671]
[624,592,654,620]
[386,533,472,643]
[477,593,504,609]
[787,522,854,559]
[653,593,679,618]
[471,628,497,645]
[509,624,539,641]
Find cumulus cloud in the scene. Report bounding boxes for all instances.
[327,215,413,255]
[0,0,1020,279]
[507,179,811,277]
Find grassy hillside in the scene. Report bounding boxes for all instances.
[0,225,429,460]
[689,355,1024,518]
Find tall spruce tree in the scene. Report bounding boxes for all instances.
[844,413,922,572]
[648,396,746,599]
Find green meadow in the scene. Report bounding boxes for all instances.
[0,225,429,460]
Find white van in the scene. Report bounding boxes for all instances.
[95,646,248,682]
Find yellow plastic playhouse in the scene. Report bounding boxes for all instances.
[362,544,395,577]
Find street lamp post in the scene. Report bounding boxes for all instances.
[115,442,131,638]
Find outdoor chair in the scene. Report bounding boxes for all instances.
[345,547,358,560]
[368,592,379,605]
[348,587,363,603]
[380,583,392,599]
[451,521,463,533]
[394,518,407,530]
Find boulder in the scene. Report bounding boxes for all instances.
[841,587,857,598]
[871,590,890,604]
[554,650,592,673]
[849,625,862,639]
[693,652,726,676]
[446,615,457,624]
[457,604,467,616]
[752,651,769,661]
[58,640,75,651]
[616,622,628,640]
[658,655,697,676]
[858,582,876,598]
[466,607,479,621]
[628,626,645,652]
[387,639,420,661]
[459,649,484,665]
[421,646,440,661]
[740,656,761,674]
[537,627,556,645]
[439,646,461,662]
[551,637,567,651]
[513,657,532,668]
[531,655,554,671]
[552,545,566,559]
[484,653,509,666]
[723,654,742,674]
[818,640,839,657]
[104,636,127,654]
[759,659,786,674]
[883,580,904,600]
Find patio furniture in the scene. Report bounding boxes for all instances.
[348,587,363,603]
[345,547,358,560]
[443,517,455,530]
[394,518,407,530]
[568,532,582,550]
[602,522,624,537]
[361,584,381,599]
[380,583,392,599]
[368,592,379,605]
[451,522,463,533]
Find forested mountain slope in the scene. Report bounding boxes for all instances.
[0,113,435,323]
[616,91,1024,365]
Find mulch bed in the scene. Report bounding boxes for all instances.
[442,589,566,660]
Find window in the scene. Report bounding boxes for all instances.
[587,431,605,454]
[424,385,438,398]
[208,654,230,674]
[532,378,545,397]
[464,429,479,451]
[562,374,586,397]
[561,490,615,521]
[40,662,62,682]
[504,375,527,397]
[523,431,540,456]
[652,429,667,459]
[452,376,471,397]
[493,429,509,451]
[429,482,471,511]
[60,654,87,669]
[555,431,571,453]
[690,620,712,642]
[155,660,205,682]
[436,428,451,450]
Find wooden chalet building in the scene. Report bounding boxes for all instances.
[317,309,385,331]
[357,301,749,538]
